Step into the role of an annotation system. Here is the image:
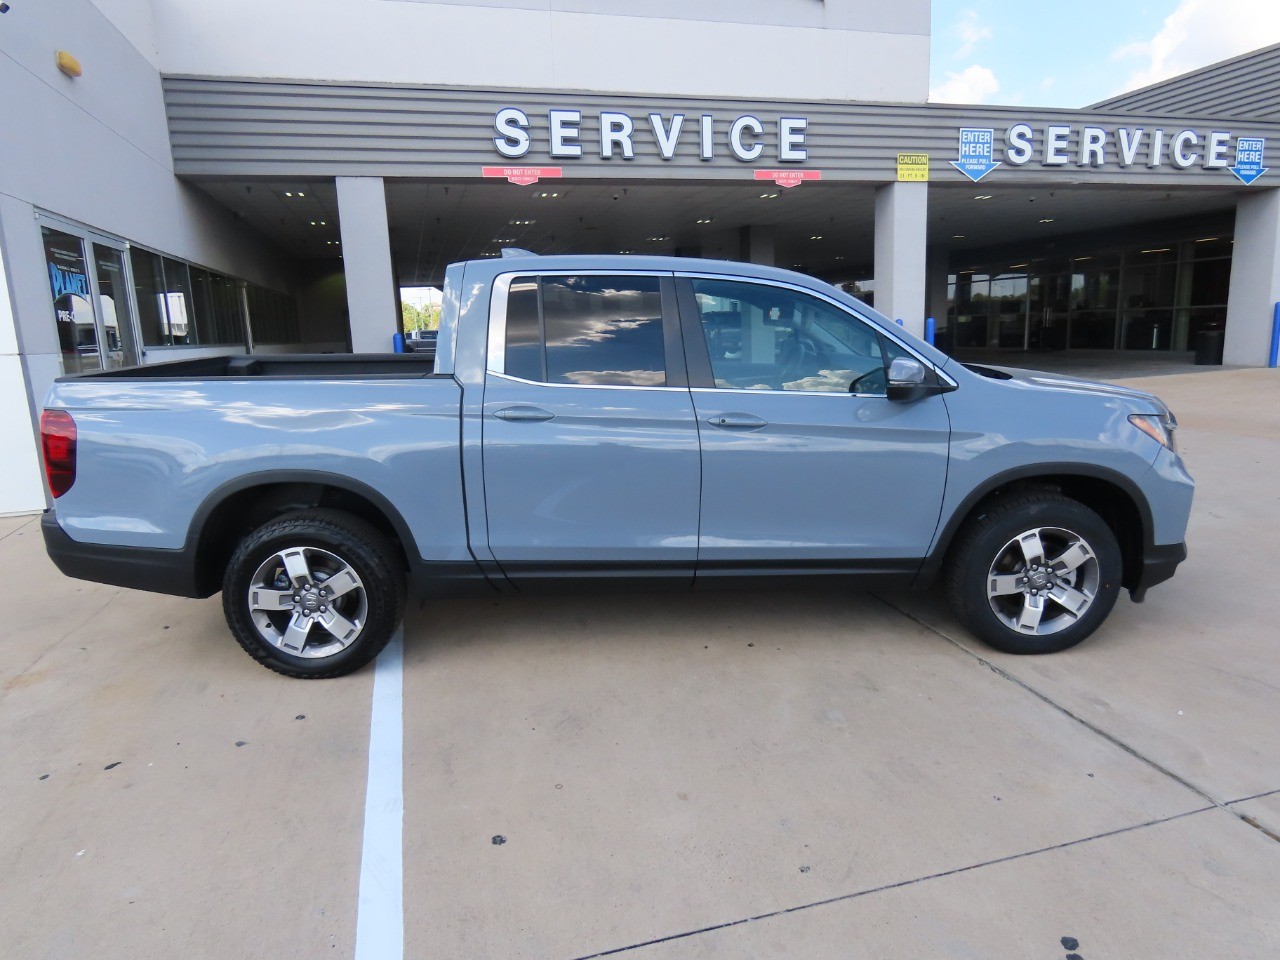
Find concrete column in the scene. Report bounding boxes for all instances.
[336,176,398,354]
[1224,188,1280,367]
[739,225,775,266]
[874,182,928,337]
[0,232,50,513]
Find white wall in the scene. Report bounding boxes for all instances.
[148,0,930,103]
[0,248,47,515]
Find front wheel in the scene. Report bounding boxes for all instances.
[222,509,406,678]
[945,493,1122,655]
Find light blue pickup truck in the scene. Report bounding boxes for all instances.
[40,254,1193,677]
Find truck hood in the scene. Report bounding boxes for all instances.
[961,363,1169,415]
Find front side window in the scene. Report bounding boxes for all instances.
[691,278,893,394]
[502,275,667,386]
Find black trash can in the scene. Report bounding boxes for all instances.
[1194,329,1225,365]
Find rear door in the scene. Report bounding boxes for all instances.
[677,274,951,574]
[481,272,701,585]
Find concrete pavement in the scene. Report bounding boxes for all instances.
[1,369,1278,959]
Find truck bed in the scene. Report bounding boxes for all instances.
[68,353,438,380]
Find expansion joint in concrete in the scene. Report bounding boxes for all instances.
[874,594,1280,848]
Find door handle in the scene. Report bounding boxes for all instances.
[493,405,555,422]
[706,413,768,429]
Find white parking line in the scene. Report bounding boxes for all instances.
[354,628,404,960]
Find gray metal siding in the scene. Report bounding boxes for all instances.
[163,77,1280,186]
[1094,44,1280,120]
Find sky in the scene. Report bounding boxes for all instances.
[929,0,1280,106]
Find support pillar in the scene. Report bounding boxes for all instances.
[336,176,398,354]
[1224,187,1280,367]
[0,229,48,512]
[739,225,775,266]
[874,182,928,337]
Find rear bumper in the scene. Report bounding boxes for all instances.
[41,511,207,598]
[1130,541,1187,602]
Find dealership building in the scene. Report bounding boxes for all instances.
[2,0,1279,514]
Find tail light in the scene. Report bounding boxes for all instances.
[40,409,77,498]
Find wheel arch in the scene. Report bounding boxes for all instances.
[187,471,419,597]
[920,464,1153,592]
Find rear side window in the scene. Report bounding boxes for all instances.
[502,275,667,386]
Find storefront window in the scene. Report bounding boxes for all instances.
[190,267,246,345]
[246,284,301,344]
[130,247,169,346]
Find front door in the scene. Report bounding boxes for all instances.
[42,226,104,375]
[40,223,143,373]
[91,243,142,368]
[678,275,951,573]
[481,272,701,584]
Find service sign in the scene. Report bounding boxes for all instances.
[491,108,811,165]
[952,123,1269,184]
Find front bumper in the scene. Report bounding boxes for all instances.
[1129,541,1187,602]
[41,511,206,598]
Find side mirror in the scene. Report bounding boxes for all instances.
[886,356,929,402]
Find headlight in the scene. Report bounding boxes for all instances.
[1129,413,1177,452]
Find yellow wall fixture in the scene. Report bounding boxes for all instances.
[56,51,82,78]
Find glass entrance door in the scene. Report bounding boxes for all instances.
[41,223,143,373]
[91,243,141,368]
[42,226,103,375]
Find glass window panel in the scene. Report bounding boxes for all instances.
[129,247,168,346]
[246,285,301,344]
[161,257,195,344]
[542,275,666,387]
[504,277,542,380]
[691,278,887,393]
[92,245,139,368]
[190,267,244,345]
[42,227,101,374]
[1188,257,1231,307]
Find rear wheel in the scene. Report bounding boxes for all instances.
[222,509,405,678]
[945,493,1122,655]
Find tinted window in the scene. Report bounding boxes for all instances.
[691,278,888,394]
[130,247,168,346]
[505,277,542,381]
[503,275,667,387]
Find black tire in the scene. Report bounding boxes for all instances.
[945,492,1122,655]
[222,509,406,678]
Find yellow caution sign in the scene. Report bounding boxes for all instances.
[897,153,929,182]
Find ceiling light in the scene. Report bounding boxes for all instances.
[696,218,713,224]
[510,219,535,226]
[1075,256,1092,261]
[834,256,845,260]
[536,192,560,199]
[809,235,823,240]
[1141,248,1171,254]
[973,194,992,200]
[1009,263,1029,269]
[759,192,779,199]
[495,238,516,244]
[310,221,316,226]
[1039,218,1055,223]
[647,236,670,242]
[953,234,966,239]
[1196,237,1219,242]
[619,249,634,254]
